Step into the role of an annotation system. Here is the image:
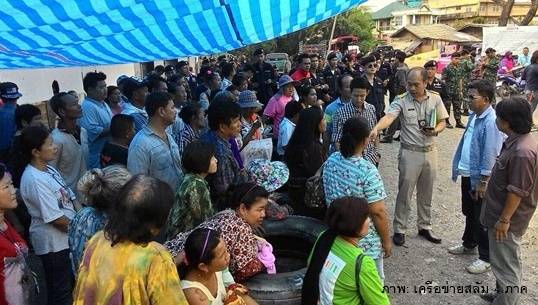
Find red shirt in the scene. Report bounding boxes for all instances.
[290,68,311,82]
[0,222,28,305]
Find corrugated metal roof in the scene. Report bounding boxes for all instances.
[391,24,482,42]
[371,1,411,20]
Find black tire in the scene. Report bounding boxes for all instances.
[245,216,327,305]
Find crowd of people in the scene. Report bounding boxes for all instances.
[0,43,536,305]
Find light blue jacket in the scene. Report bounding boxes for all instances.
[451,106,504,189]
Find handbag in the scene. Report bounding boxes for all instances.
[304,163,326,208]
[240,138,273,168]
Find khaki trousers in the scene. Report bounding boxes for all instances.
[393,147,437,234]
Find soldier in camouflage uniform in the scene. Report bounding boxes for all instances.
[482,48,499,90]
[459,50,474,116]
[442,51,465,128]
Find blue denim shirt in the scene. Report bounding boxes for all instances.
[0,103,17,151]
[127,126,183,190]
[452,106,504,189]
[80,97,112,169]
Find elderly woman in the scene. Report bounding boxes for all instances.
[165,182,270,282]
[68,165,132,273]
[73,175,188,305]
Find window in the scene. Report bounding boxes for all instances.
[493,5,500,12]
[393,16,403,27]
[456,6,461,10]
[466,7,472,13]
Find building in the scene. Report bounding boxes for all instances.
[390,24,481,53]
[457,23,495,40]
[372,2,442,41]
[424,0,538,26]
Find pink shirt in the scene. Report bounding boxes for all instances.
[263,94,293,139]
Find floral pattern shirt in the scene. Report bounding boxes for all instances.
[68,207,106,274]
[165,174,213,239]
[165,210,264,282]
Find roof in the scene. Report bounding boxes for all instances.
[0,0,366,69]
[391,24,482,43]
[457,24,496,31]
[371,1,412,20]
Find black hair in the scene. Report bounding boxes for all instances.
[206,95,241,131]
[226,182,269,210]
[167,82,185,95]
[468,80,495,104]
[298,84,315,99]
[285,107,324,163]
[495,97,533,134]
[181,228,221,276]
[460,49,470,56]
[284,100,302,119]
[296,53,310,64]
[232,74,247,87]
[49,92,72,116]
[167,74,183,87]
[107,85,119,97]
[182,141,215,174]
[339,116,371,158]
[394,50,406,63]
[302,196,369,305]
[242,64,255,73]
[104,175,174,246]
[531,50,538,65]
[15,104,41,129]
[221,62,235,78]
[20,125,49,166]
[451,51,461,58]
[360,55,376,66]
[309,53,319,60]
[83,71,107,93]
[154,65,165,73]
[226,84,240,92]
[350,77,370,91]
[145,91,173,117]
[327,52,337,61]
[146,75,168,93]
[0,163,6,180]
[179,103,202,125]
[110,114,134,139]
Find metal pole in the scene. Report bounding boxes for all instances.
[327,14,338,56]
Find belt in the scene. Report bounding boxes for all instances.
[401,143,434,152]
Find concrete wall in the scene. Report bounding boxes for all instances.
[0,63,139,105]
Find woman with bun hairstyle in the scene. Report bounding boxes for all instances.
[68,165,132,272]
[166,182,269,282]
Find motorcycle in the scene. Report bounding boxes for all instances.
[496,66,526,98]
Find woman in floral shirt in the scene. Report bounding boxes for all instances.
[165,182,269,282]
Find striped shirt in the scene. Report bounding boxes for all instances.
[178,124,199,155]
[322,152,387,259]
[331,101,379,165]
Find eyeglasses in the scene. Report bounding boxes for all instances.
[366,64,378,68]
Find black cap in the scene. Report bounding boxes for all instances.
[0,82,22,99]
[164,65,175,73]
[253,48,264,56]
[176,60,188,69]
[424,60,437,68]
[327,52,337,61]
[123,77,146,91]
[485,47,496,54]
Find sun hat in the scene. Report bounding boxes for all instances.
[238,90,263,109]
[247,159,289,192]
[278,75,296,89]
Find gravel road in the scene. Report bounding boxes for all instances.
[378,115,538,305]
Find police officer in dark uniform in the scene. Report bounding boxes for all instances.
[362,55,387,120]
[251,48,278,105]
[322,52,342,100]
[424,60,451,128]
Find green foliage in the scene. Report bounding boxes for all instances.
[231,7,376,58]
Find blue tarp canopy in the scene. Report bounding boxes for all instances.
[0,0,365,69]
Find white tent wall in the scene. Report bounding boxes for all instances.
[0,63,139,105]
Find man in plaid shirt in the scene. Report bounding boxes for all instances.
[331,77,380,166]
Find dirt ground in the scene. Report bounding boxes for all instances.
[378,115,538,305]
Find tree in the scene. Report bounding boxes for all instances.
[494,0,538,26]
[520,0,538,25]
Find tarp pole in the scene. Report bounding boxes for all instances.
[327,14,338,55]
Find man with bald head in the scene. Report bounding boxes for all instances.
[370,67,449,246]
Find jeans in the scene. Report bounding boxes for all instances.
[488,229,523,305]
[461,177,489,262]
[39,249,74,305]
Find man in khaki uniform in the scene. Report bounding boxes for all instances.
[370,67,449,246]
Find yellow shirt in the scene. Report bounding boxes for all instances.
[73,231,188,305]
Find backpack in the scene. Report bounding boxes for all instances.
[304,164,326,208]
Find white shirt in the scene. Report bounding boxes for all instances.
[49,127,88,196]
[20,165,76,255]
[277,117,296,156]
